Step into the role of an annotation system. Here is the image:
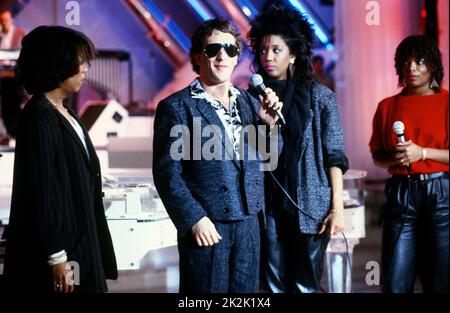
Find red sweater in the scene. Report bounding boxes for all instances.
[369,90,449,175]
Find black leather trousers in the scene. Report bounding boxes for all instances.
[261,211,329,293]
[381,173,449,293]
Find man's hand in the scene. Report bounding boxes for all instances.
[51,261,75,293]
[258,87,283,126]
[191,216,222,247]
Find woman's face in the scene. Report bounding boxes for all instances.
[60,62,89,93]
[402,57,432,93]
[259,34,294,80]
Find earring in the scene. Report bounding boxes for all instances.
[290,59,295,64]
[429,78,439,89]
[289,64,295,78]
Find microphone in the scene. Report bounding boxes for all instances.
[393,121,410,171]
[250,74,286,125]
[392,121,406,143]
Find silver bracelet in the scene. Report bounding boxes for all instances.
[47,253,68,266]
[48,250,66,260]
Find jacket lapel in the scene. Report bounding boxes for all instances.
[236,93,253,127]
[196,98,241,169]
[236,94,254,172]
[40,96,93,172]
[299,93,314,161]
[68,109,100,176]
[57,107,92,169]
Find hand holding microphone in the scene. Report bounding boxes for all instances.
[393,121,410,167]
[393,121,423,168]
[250,74,286,125]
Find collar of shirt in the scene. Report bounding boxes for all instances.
[189,78,241,111]
[189,78,243,155]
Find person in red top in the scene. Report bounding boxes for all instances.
[369,35,448,293]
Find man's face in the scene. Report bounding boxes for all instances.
[195,30,239,86]
[0,11,13,34]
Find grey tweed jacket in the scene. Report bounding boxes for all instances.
[289,82,348,234]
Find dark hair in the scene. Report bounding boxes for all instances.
[190,17,242,74]
[18,26,95,95]
[0,9,12,15]
[312,55,324,64]
[394,35,443,89]
[248,3,316,83]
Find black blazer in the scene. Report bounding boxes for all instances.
[3,95,117,292]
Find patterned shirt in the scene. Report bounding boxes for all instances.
[189,78,243,155]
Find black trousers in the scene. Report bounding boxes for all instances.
[262,211,329,293]
[177,216,260,293]
[381,173,449,293]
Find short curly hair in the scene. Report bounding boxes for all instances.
[394,35,443,89]
[248,3,316,83]
[190,17,242,74]
[18,26,95,95]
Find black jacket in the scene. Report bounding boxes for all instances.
[3,95,117,292]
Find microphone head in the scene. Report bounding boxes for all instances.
[250,74,264,88]
[393,121,405,135]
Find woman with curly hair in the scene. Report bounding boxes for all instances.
[248,4,349,293]
[369,35,448,293]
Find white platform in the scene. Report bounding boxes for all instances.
[0,141,176,271]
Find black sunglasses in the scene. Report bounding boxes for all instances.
[203,43,239,58]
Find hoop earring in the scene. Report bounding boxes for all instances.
[429,78,439,89]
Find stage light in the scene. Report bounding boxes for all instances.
[236,0,257,18]
[143,0,191,52]
[186,0,212,21]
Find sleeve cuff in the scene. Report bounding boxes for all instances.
[177,212,208,237]
[48,250,66,259]
[326,150,349,174]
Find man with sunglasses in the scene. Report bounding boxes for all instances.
[153,17,282,293]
